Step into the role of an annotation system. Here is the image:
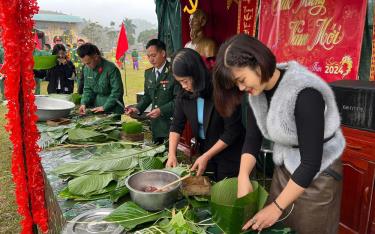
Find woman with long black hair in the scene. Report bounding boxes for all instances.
[166,48,245,181]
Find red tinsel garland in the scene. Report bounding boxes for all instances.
[0,0,48,233]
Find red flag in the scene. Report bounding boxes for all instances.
[34,32,42,50]
[116,23,129,66]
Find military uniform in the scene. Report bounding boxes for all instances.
[81,58,124,114]
[136,61,177,141]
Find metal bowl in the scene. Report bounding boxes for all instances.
[63,208,124,234]
[125,170,181,211]
[35,95,75,121]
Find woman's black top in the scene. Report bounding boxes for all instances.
[242,69,325,188]
[45,61,75,94]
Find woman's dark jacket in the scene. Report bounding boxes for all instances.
[45,60,75,94]
[170,89,245,163]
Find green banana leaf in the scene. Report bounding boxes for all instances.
[68,173,116,196]
[140,157,164,170]
[33,55,57,70]
[53,156,137,177]
[59,187,112,201]
[165,165,190,176]
[210,178,268,234]
[67,128,108,143]
[59,183,129,202]
[104,201,169,231]
[134,211,205,234]
[109,186,129,202]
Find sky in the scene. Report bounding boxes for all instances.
[37,0,158,26]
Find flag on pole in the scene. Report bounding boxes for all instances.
[116,23,129,67]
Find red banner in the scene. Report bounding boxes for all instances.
[237,0,258,36]
[258,0,367,82]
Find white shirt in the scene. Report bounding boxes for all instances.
[154,61,167,80]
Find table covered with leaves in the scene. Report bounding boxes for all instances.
[38,114,294,234]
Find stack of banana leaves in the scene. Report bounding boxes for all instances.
[53,143,167,202]
[38,114,124,149]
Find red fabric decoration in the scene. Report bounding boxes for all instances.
[98,66,103,74]
[115,23,129,65]
[0,0,48,233]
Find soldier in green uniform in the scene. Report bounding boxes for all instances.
[125,39,178,145]
[77,43,124,115]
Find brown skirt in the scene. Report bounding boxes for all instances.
[268,159,342,234]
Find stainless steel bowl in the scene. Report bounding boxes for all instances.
[63,208,124,234]
[125,170,181,211]
[35,95,75,121]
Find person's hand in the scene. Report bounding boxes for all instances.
[190,154,209,176]
[57,58,67,65]
[242,203,283,231]
[165,154,178,168]
[91,106,104,113]
[146,108,161,119]
[237,173,253,198]
[124,106,138,115]
[79,105,86,115]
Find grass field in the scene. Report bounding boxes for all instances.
[0,56,150,233]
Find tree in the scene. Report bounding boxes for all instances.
[81,21,104,45]
[137,29,158,45]
[123,18,136,45]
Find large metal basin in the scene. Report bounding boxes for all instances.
[125,170,181,211]
[35,96,75,121]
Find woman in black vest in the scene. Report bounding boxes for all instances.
[166,48,245,181]
[45,44,75,94]
[212,34,344,233]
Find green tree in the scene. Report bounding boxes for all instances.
[137,29,158,45]
[123,18,136,45]
[81,21,104,45]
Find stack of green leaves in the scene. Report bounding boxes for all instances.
[71,93,82,105]
[54,143,167,201]
[38,114,123,148]
[122,121,143,134]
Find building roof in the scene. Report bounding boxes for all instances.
[33,13,83,23]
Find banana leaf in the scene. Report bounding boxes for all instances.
[53,156,137,177]
[67,128,108,143]
[59,187,112,201]
[210,178,268,234]
[140,157,164,170]
[134,211,205,234]
[68,173,116,196]
[109,186,129,202]
[104,201,169,231]
[165,165,190,176]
